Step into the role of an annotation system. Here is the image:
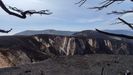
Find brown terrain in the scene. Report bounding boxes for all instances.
[0,31,132,75]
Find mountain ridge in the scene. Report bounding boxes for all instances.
[15,29,133,36]
[15,29,77,36]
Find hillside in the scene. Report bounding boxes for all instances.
[73,30,133,39]
[0,33,132,68]
[0,30,132,75]
[0,54,133,75]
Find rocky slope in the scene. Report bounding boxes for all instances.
[0,54,133,75]
[0,33,132,68]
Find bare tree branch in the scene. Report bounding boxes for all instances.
[95,15,133,40]
[96,29,133,39]
[76,0,133,39]
[0,28,12,33]
[0,0,52,19]
[118,18,133,30]
[95,18,133,39]
[89,0,125,10]
[89,1,115,10]
[9,6,52,16]
[108,10,133,15]
[75,0,87,7]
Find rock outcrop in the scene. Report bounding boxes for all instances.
[0,34,132,68]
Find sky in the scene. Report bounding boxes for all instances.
[0,0,133,35]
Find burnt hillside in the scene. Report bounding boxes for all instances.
[0,54,133,75]
[0,34,132,68]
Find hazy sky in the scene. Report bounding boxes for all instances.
[0,0,133,35]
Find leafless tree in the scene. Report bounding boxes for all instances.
[0,0,52,33]
[76,0,133,39]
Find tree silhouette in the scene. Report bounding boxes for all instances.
[0,0,52,33]
[76,0,133,39]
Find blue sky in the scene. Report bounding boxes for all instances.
[0,0,132,35]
